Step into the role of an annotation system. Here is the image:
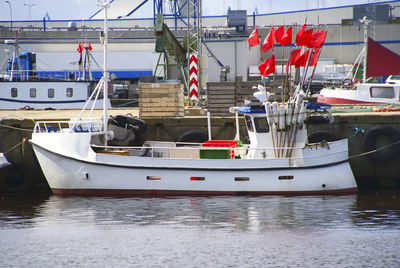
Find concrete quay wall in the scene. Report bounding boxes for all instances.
[1,109,400,192]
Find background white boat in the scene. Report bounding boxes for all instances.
[317,18,400,105]
[0,80,107,109]
[318,83,400,105]
[0,38,110,109]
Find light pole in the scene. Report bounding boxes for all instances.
[24,3,35,20]
[5,1,12,29]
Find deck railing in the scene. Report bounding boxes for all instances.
[33,119,102,133]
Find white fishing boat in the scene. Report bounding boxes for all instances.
[317,17,400,105]
[30,2,357,196]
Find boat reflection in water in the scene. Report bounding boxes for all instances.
[0,193,399,267]
[4,193,394,231]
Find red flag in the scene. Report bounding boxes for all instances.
[259,59,268,76]
[88,42,93,51]
[296,24,313,47]
[295,24,306,46]
[261,26,274,53]
[285,49,301,74]
[263,55,275,76]
[295,50,310,67]
[248,28,260,47]
[259,55,275,77]
[274,26,284,43]
[77,42,83,53]
[304,28,313,48]
[367,37,400,77]
[309,49,319,66]
[280,26,292,46]
[310,30,327,49]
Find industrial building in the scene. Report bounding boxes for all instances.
[0,1,399,85]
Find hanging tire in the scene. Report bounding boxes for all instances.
[363,125,400,162]
[308,131,339,143]
[0,166,9,193]
[3,162,34,193]
[177,130,208,143]
[109,115,148,136]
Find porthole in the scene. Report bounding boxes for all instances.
[279,176,294,180]
[235,177,249,181]
[190,176,205,181]
[147,176,161,181]
[48,88,55,98]
[11,88,17,98]
[30,88,37,98]
[66,87,73,97]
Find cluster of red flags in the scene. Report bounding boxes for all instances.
[295,24,327,49]
[77,42,93,53]
[248,24,327,77]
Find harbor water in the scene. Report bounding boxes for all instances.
[1,191,400,267]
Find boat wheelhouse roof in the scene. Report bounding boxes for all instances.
[236,105,265,114]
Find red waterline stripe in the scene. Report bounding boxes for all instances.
[51,187,358,197]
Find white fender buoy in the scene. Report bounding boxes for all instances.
[286,102,292,127]
[272,102,279,125]
[298,104,307,124]
[279,105,286,130]
[266,102,273,125]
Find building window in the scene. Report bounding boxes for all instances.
[66,88,73,97]
[48,88,55,98]
[370,87,395,99]
[11,88,17,98]
[30,88,37,98]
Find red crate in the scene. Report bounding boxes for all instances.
[201,140,238,159]
[202,140,238,148]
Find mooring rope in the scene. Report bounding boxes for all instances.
[349,140,400,159]
[4,137,29,155]
[0,123,33,132]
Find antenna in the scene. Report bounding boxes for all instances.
[359,16,371,83]
[24,3,35,20]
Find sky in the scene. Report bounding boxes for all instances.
[0,0,393,21]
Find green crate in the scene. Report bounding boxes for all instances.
[200,148,231,159]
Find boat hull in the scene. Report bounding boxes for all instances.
[32,141,357,196]
[0,81,110,109]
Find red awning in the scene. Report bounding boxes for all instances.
[367,38,400,77]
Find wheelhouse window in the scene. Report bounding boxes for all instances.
[30,88,36,98]
[254,117,269,133]
[370,87,395,99]
[11,88,17,98]
[66,88,73,97]
[245,115,254,132]
[48,88,55,98]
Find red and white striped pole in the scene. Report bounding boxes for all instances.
[189,53,198,100]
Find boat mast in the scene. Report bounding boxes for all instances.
[361,16,370,84]
[102,0,109,144]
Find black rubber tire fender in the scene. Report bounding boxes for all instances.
[177,130,208,143]
[307,131,339,143]
[109,115,148,135]
[363,125,400,162]
[3,162,34,193]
